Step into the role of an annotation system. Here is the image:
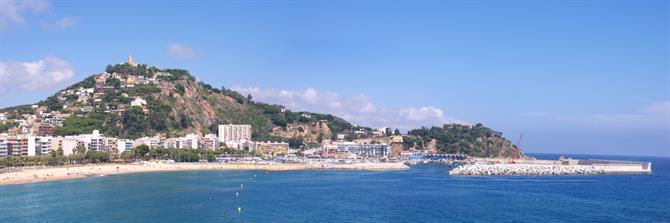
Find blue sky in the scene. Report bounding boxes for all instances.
[1,0,668,156]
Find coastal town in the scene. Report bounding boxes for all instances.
[0,57,422,161]
[0,123,403,161]
[0,58,654,186]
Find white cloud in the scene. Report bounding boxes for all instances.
[166,43,197,59]
[40,16,77,30]
[556,101,670,129]
[232,86,465,130]
[0,0,50,30]
[0,56,75,94]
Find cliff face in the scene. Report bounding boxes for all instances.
[271,121,332,142]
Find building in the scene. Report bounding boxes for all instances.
[51,136,79,156]
[103,138,119,155]
[391,135,404,143]
[28,136,51,156]
[0,136,8,157]
[81,106,94,113]
[135,136,163,149]
[248,141,289,156]
[117,139,133,153]
[199,134,220,150]
[37,124,54,136]
[218,124,252,144]
[7,135,28,157]
[175,134,199,149]
[79,130,104,151]
[127,55,137,66]
[130,97,147,107]
[374,127,390,136]
[322,142,390,159]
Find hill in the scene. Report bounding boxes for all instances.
[0,62,525,158]
[405,124,525,158]
[1,63,351,142]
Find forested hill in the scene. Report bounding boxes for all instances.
[405,124,526,158]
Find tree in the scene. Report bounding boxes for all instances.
[85,151,110,163]
[122,107,147,138]
[394,128,401,135]
[175,84,185,96]
[134,144,150,160]
[75,145,87,155]
[246,94,253,103]
[287,137,304,149]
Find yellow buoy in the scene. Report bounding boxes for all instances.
[237,207,241,214]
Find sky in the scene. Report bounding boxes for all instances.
[0,0,668,156]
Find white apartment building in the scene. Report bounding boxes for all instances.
[199,134,220,150]
[218,124,252,144]
[0,136,8,157]
[135,136,163,149]
[82,130,104,151]
[27,136,52,156]
[117,139,133,153]
[175,134,199,149]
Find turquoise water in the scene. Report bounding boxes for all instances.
[1,154,669,222]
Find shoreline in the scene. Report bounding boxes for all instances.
[0,162,409,186]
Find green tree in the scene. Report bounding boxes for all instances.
[175,84,185,96]
[134,144,150,160]
[122,107,147,138]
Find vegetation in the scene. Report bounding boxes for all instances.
[0,122,17,133]
[128,83,161,96]
[0,144,252,169]
[163,69,194,81]
[105,64,157,77]
[406,124,524,158]
[2,65,360,143]
[175,84,185,96]
[68,75,96,89]
[55,113,115,136]
[0,146,110,168]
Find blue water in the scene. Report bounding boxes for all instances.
[1,154,669,223]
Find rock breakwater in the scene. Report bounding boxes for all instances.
[449,163,650,176]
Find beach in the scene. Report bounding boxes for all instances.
[0,162,409,185]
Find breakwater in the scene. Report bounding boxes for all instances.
[449,161,652,176]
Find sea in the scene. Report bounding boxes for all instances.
[1,154,668,223]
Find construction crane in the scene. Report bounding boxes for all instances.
[509,133,523,164]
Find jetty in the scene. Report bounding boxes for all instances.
[449,158,652,176]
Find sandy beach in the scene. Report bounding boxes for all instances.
[0,162,409,186]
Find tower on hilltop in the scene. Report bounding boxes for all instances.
[127,55,137,66]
